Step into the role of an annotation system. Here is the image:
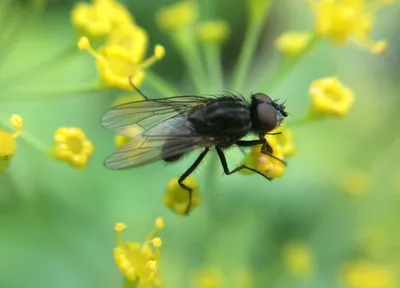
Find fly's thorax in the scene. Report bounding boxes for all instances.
[188,96,252,137]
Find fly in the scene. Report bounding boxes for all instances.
[101,78,289,215]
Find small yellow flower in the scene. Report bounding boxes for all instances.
[114,218,164,286]
[0,115,24,172]
[242,135,285,178]
[197,20,230,45]
[309,77,354,117]
[272,125,295,157]
[341,260,396,288]
[339,169,370,197]
[275,31,313,56]
[283,242,314,277]
[307,0,393,53]
[156,0,198,31]
[193,267,224,288]
[248,0,272,21]
[78,36,165,91]
[71,0,133,38]
[53,127,94,169]
[164,176,200,215]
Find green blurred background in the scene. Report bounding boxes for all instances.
[1,0,400,287]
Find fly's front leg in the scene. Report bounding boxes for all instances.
[258,133,286,166]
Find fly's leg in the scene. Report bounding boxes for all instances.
[215,147,272,180]
[236,135,286,166]
[178,148,209,215]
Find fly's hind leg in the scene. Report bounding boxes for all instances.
[178,148,209,215]
[215,147,273,181]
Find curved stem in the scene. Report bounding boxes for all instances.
[259,34,320,92]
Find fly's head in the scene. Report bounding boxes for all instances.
[250,93,288,133]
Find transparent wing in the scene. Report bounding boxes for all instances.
[104,115,211,170]
[101,96,209,136]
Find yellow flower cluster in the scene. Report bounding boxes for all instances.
[113,218,164,287]
[341,260,396,288]
[283,242,314,277]
[74,0,165,91]
[53,128,94,169]
[242,125,295,179]
[156,0,198,31]
[197,21,230,45]
[307,0,392,53]
[0,114,24,172]
[309,76,354,117]
[164,176,201,215]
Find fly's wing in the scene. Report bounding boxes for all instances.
[104,115,208,170]
[101,96,210,137]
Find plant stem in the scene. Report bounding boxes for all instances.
[203,43,224,91]
[146,71,181,97]
[172,27,207,93]
[259,34,319,92]
[1,83,104,101]
[230,8,271,92]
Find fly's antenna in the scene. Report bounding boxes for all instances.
[129,75,149,100]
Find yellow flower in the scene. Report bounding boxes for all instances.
[0,115,23,173]
[78,36,165,91]
[71,0,133,38]
[275,31,313,56]
[242,135,285,178]
[193,268,224,288]
[197,21,230,45]
[339,169,370,197]
[248,0,272,21]
[156,0,198,31]
[341,260,395,288]
[53,127,94,169]
[309,77,354,117]
[114,218,164,287]
[163,176,200,215]
[307,0,393,53]
[272,125,295,157]
[283,242,314,277]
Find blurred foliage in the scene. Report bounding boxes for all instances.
[1,0,400,287]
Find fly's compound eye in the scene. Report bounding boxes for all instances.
[257,102,278,132]
[253,93,273,104]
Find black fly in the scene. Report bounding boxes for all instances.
[101,80,288,215]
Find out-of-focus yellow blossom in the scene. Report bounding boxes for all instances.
[272,125,295,157]
[164,176,200,215]
[113,93,146,148]
[341,261,396,288]
[193,268,224,288]
[78,36,165,91]
[53,127,94,169]
[197,21,230,45]
[307,0,393,53]
[339,169,371,197]
[309,77,354,117]
[0,115,24,173]
[114,218,164,287]
[275,31,313,56]
[156,0,198,31]
[71,0,133,38]
[283,242,314,277]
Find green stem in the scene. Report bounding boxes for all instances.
[230,15,270,92]
[259,35,319,92]
[1,82,104,101]
[0,44,78,88]
[203,43,224,91]
[0,112,48,154]
[122,277,138,288]
[146,71,181,97]
[172,27,207,93]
